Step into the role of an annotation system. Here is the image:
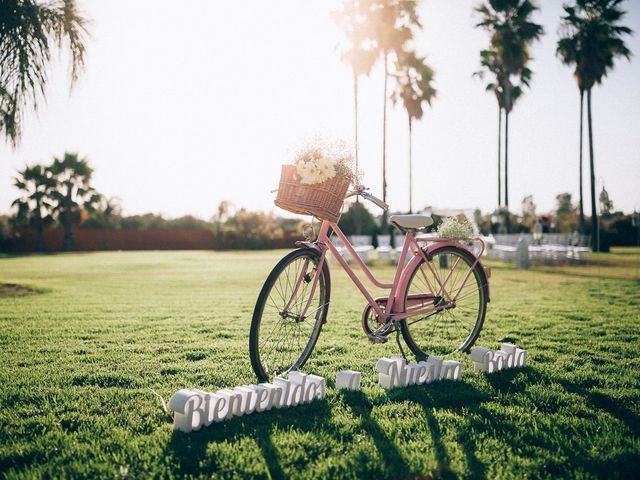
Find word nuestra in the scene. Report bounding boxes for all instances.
[169,372,325,432]
[336,370,362,391]
[470,343,528,373]
[376,356,462,390]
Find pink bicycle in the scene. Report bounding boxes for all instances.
[249,185,490,381]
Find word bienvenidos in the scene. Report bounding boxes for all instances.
[169,371,325,432]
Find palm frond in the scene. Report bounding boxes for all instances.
[0,0,89,145]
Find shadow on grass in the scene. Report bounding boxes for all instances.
[396,380,490,480]
[485,366,639,437]
[164,369,637,478]
[165,399,334,479]
[338,390,411,478]
[164,382,491,479]
[482,366,639,477]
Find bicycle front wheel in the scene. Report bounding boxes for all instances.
[399,245,488,359]
[249,248,330,382]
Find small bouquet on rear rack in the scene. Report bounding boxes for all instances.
[437,216,478,241]
[275,139,357,223]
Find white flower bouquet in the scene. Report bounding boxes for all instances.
[437,217,478,240]
[274,139,355,223]
[293,141,355,185]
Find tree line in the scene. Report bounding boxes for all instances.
[1,1,634,252]
[4,153,306,251]
[333,0,632,250]
[3,152,634,252]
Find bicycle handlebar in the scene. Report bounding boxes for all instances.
[345,186,389,212]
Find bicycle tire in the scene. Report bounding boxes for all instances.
[249,248,331,382]
[399,244,489,359]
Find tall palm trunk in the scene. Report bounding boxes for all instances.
[353,70,362,234]
[381,51,389,231]
[63,219,74,251]
[62,191,74,251]
[504,110,509,210]
[504,110,510,232]
[587,88,597,251]
[34,200,45,251]
[35,222,45,252]
[408,115,413,214]
[578,89,585,232]
[497,106,502,206]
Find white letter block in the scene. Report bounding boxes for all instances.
[499,343,516,368]
[170,389,205,432]
[376,358,401,389]
[391,357,409,386]
[416,360,437,384]
[336,370,362,391]
[490,355,504,372]
[499,343,527,367]
[515,348,527,367]
[256,383,278,412]
[413,363,428,385]
[470,347,494,372]
[191,389,229,425]
[272,377,292,408]
[425,356,443,380]
[441,360,462,381]
[234,386,259,415]
[287,371,307,406]
[404,364,423,386]
[305,374,326,401]
[493,351,513,369]
[376,358,398,389]
[217,388,245,418]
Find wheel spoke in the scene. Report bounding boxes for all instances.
[401,247,485,357]
[252,252,328,379]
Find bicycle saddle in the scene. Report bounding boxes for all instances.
[390,214,434,231]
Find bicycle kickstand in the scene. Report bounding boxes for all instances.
[393,321,408,362]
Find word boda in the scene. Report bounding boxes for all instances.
[470,343,527,373]
[169,371,325,432]
[376,356,462,389]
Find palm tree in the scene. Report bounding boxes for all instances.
[475,48,505,206]
[557,0,632,246]
[392,50,436,213]
[0,0,88,145]
[49,153,101,251]
[369,0,420,229]
[333,1,378,178]
[11,164,56,251]
[476,0,543,213]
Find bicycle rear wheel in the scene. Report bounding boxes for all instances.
[249,248,330,382]
[399,245,488,359]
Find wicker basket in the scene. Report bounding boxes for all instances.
[274,165,351,222]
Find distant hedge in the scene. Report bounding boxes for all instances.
[4,228,301,252]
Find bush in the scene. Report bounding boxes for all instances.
[220,210,284,249]
[338,202,379,236]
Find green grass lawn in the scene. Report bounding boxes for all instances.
[1,250,638,479]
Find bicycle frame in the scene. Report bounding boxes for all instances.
[293,220,486,325]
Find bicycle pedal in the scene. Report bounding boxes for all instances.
[368,335,389,344]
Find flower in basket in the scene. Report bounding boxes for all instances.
[437,216,478,240]
[294,140,355,185]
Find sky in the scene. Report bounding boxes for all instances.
[1,0,639,220]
